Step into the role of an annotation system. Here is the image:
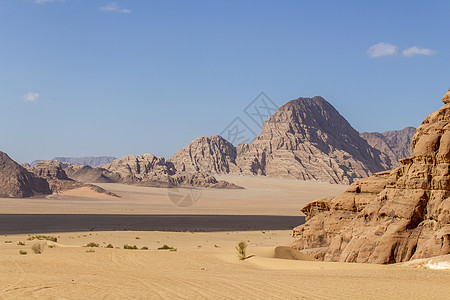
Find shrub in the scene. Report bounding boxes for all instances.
[19,250,28,255]
[85,242,99,247]
[17,241,25,246]
[236,241,247,260]
[123,244,138,250]
[86,249,95,253]
[27,235,57,242]
[158,245,176,250]
[106,244,114,248]
[31,242,45,254]
[140,246,148,250]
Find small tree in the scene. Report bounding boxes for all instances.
[31,242,45,254]
[236,241,247,260]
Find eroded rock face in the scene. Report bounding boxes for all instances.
[291,90,450,264]
[360,127,415,168]
[31,160,70,180]
[0,152,51,198]
[169,135,239,174]
[171,97,393,184]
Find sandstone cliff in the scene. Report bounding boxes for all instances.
[170,96,392,184]
[0,152,51,198]
[360,127,415,168]
[291,89,450,263]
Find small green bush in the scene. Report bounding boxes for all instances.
[27,235,57,242]
[85,242,99,247]
[86,249,95,253]
[236,241,247,260]
[158,245,176,251]
[19,250,28,255]
[31,242,45,254]
[123,244,138,250]
[17,241,25,246]
[106,244,114,248]
[140,246,149,250]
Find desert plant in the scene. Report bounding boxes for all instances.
[236,241,247,260]
[27,235,57,242]
[4,241,12,243]
[140,246,148,250]
[31,242,45,254]
[17,241,25,246]
[123,244,138,250]
[86,249,95,253]
[19,250,28,255]
[48,245,56,248]
[106,244,114,248]
[157,244,175,250]
[85,242,99,247]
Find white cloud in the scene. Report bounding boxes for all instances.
[33,0,63,4]
[99,3,131,14]
[367,42,398,58]
[402,46,437,57]
[22,92,39,103]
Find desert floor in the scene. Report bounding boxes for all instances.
[0,176,449,299]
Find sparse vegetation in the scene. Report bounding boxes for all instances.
[106,244,114,248]
[236,241,247,260]
[31,242,45,254]
[158,244,176,251]
[48,245,56,248]
[123,244,138,250]
[86,249,95,253]
[17,241,25,246]
[214,245,220,248]
[135,237,140,239]
[27,235,57,242]
[19,250,28,255]
[140,246,149,250]
[85,242,99,247]
[4,241,12,243]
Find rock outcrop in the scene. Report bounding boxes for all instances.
[170,96,392,184]
[0,152,51,198]
[169,136,239,174]
[291,89,450,264]
[360,127,415,168]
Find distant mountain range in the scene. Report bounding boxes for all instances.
[31,156,117,167]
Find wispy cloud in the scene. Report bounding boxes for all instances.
[402,46,437,57]
[367,42,398,58]
[99,3,131,14]
[22,92,39,103]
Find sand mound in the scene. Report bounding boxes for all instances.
[273,246,317,261]
[55,186,118,199]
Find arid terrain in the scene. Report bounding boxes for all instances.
[0,176,448,299]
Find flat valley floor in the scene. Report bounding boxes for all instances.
[0,175,448,299]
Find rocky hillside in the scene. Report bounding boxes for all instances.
[0,152,51,198]
[291,88,450,263]
[31,156,117,167]
[360,127,415,168]
[170,96,393,184]
[64,153,242,189]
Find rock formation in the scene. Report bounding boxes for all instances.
[291,89,450,264]
[360,127,415,168]
[31,156,117,167]
[63,153,243,189]
[170,96,392,184]
[0,151,51,198]
[169,136,239,174]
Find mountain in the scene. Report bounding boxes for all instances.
[65,153,243,189]
[170,96,392,184]
[0,151,51,198]
[360,127,415,167]
[31,156,117,167]
[291,88,450,263]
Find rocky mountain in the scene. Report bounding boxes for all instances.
[0,152,51,198]
[31,156,117,167]
[169,136,239,174]
[170,96,392,184]
[65,153,242,189]
[291,88,450,264]
[360,127,415,168]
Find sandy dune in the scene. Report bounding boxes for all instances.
[0,176,448,299]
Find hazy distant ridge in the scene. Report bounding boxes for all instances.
[31,156,117,167]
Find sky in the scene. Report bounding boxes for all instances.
[0,0,449,163]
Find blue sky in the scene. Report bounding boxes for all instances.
[1,0,449,163]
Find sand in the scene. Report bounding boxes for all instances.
[0,176,448,299]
